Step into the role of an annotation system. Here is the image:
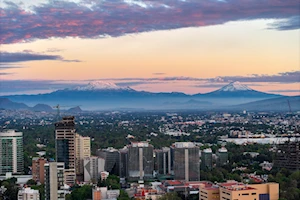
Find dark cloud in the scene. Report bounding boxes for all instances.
[0,0,299,44]
[0,80,79,94]
[269,16,300,30]
[0,52,81,63]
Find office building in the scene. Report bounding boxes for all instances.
[18,187,40,200]
[119,147,128,178]
[97,147,120,176]
[55,116,76,184]
[201,148,213,170]
[0,130,24,174]
[274,140,300,171]
[75,133,91,176]
[83,156,105,183]
[128,142,154,181]
[216,147,228,167]
[155,147,171,175]
[173,142,200,181]
[32,157,47,184]
[44,162,65,200]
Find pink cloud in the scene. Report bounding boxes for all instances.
[0,0,299,44]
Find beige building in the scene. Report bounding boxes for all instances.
[18,188,40,200]
[75,133,91,175]
[44,162,65,200]
[199,181,279,200]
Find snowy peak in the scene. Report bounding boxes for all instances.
[73,81,132,91]
[218,81,253,92]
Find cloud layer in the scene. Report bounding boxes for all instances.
[0,52,81,63]
[1,0,299,44]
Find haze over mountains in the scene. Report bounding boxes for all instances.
[1,81,298,111]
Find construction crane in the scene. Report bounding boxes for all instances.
[53,104,81,119]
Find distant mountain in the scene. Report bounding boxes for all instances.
[231,96,300,111]
[197,81,281,98]
[0,98,29,110]
[162,99,212,109]
[31,104,53,112]
[1,81,286,110]
[67,106,82,113]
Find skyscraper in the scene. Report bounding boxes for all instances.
[75,133,91,176]
[201,148,213,170]
[44,162,65,200]
[173,142,200,181]
[0,130,24,175]
[128,142,154,181]
[55,116,76,185]
[155,147,171,175]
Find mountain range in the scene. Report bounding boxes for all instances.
[0,81,297,111]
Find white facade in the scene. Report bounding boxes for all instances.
[18,188,40,200]
[44,162,65,200]
[83,156,105,182]
[75,134,91,175]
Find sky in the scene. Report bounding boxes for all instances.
[0,0,299,95]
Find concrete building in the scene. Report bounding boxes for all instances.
[44,162,65,200]
[201,148,213,170]
[83,156,105,183]
[93,187,120,200]
[119,147,128,178]
[55,116,76,184]
[199,181,279,200]
[155,147,171,176]
[274,140,300,171]
[0,130,24,174]
[173,142,200,181]
[32,157,47,184]
[75,133,91,177]
[216,147,228,167]
[18,187,40,200]
[128,142,154,181]
[97,147,120,176]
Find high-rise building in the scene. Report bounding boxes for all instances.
[75,133,91,176]
[44,162,65,200]
[201,148,213,170]
[274,140,300,171]
[32,157,47,184]
[155,147,171,175]
[128,142,154,181]
[18,187,40,200]
[173,142,200,181]
[97,147,120,176]
[83,156,105,183]
[119,147,128,178]
[0,130,24,175]
[55,116,76,184]
[216,147,228,167]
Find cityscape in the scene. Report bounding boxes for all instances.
[0,0,300,200]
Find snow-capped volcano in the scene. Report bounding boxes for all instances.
[73,81,132,91]
[218,81,252,92]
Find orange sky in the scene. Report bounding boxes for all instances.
[1,20,299,95]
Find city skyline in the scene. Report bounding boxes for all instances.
[0,0,299,96]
